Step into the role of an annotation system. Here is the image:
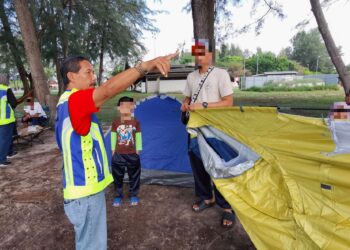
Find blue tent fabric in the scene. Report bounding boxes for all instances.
[104,95,193,186]
[135,95,191,173]
[190,137,239,162]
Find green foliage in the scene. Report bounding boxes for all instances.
[288,60,309,74]
[215,44,310,77]
[244,52,297,74]
[290,28,335,73]
[278,47,292,58]
[1,0,160,86]
[225,62,246,78]
[110,64,125,76]
[217,55,242,64]
[0,0,159,86]
[179,52,194,65]
[216,44,309,76]
[219,43,228,59]
[0,0,27,75]
[44,67,56,79]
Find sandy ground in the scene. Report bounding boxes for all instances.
[0,130,255,250]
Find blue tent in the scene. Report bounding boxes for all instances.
[105,95,193,186]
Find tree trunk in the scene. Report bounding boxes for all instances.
[13,0,50,105]
[191,0,216,62]
[46,94,58,127]
[310,0,350,96]
[0,0,30,95]
[55,57,65,95]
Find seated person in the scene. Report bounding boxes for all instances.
[22,96,48,127]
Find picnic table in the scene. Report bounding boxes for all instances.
[13,125,50,146]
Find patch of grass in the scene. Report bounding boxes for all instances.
[234,88,345,117]
[15,89,346,123]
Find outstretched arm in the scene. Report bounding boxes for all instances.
[93,53,178,108]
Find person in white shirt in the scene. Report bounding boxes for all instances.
[22,95,48,126]
[181,39,235,228]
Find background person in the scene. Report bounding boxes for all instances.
[22,95,48,127]
[0,73,16,167]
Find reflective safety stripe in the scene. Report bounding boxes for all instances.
[57,88,78,106]
[91,122,110,176]
[63,174,113,200]
[94,148,103,174]
[0,96,6,120]
[81,133,98,185]
[61,121,74,186]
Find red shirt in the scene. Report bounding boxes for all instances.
[68,88,99,135]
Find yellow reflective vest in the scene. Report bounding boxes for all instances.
[55,89,113,199]
[0,84,15,125]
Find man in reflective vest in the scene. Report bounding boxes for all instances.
[56,53,176,250]
[0,73,16,167]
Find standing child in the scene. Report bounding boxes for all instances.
[111,96,142,207]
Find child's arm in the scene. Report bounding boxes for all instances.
[111,131,117,153]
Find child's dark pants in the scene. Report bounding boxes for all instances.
[111,153,141,198]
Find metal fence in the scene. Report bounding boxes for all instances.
[304,74,338,85]
[241,74,339,89]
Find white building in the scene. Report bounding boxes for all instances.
[140,65,195,93]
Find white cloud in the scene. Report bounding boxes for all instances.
[142,0,193,60]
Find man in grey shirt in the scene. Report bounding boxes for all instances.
[181,40,235,227]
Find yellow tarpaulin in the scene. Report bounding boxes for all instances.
[188,107,350,250]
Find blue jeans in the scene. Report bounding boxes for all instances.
[0,122,14,163]
[64,191,107,250]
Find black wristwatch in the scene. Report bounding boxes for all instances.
[202,102,208,108]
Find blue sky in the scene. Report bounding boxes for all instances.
[143,0,350,64]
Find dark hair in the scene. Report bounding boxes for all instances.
[60,56,89,86]
[117,96,134,106]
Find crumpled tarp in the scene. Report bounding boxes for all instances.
[188,107,350,250]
